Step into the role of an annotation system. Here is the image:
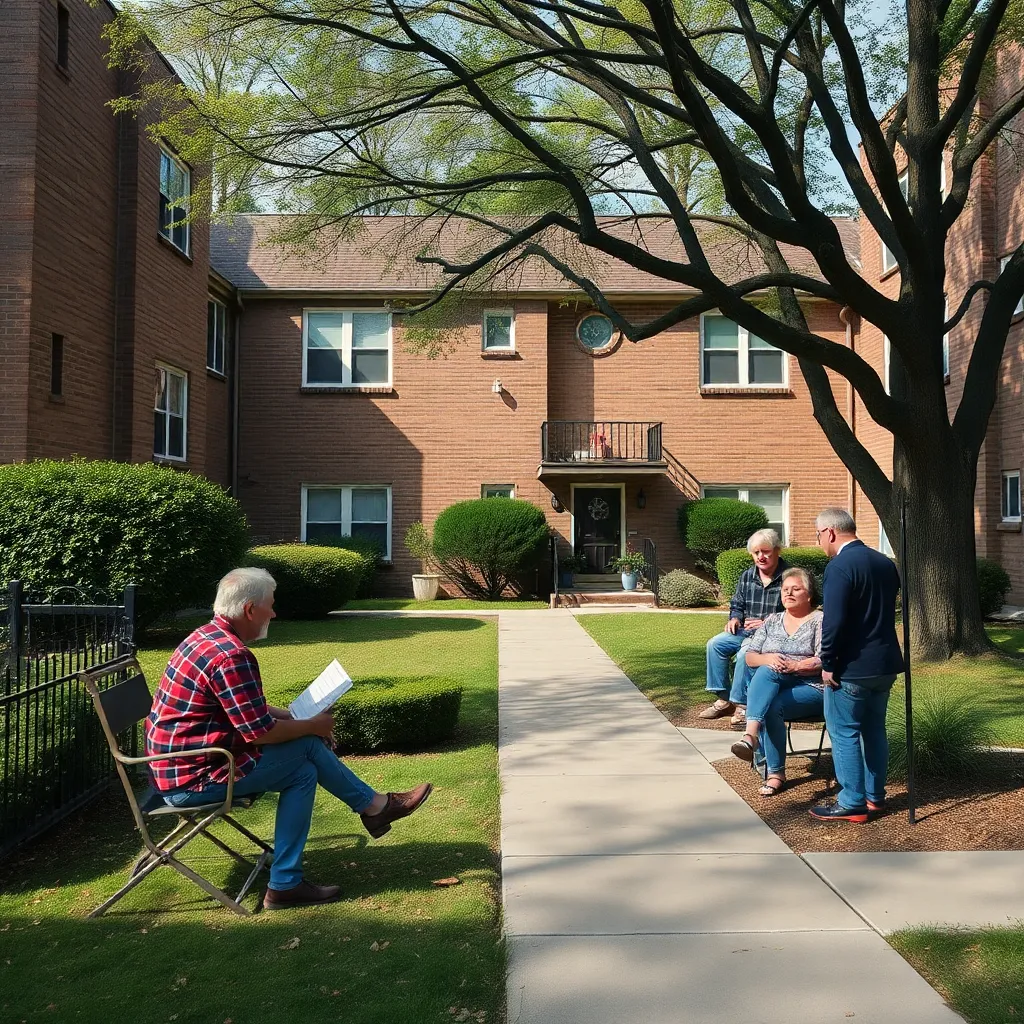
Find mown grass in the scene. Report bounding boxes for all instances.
[579,613,1024,746]
[345,598,546,611]
[890,927,1024,1024]
[0,617,502,1024]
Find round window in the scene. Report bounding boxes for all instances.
[576,313,616,352]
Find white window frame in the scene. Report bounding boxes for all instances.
[482,309,515,352]
[1001,470,1022,524]
[482,484,515,499]
[882,336,891,394]
[999,255,1024,316]
[207,298,227,374]
[158,148,191,255]
[699,313,788,389]
[878,519,895,557]
[943,296,950,382]
[300,485,393,560]
[881,170,909,274]
[302,309,393,388]
[154,363,188,463]
[699,484,790,544]
[939,155,947,201]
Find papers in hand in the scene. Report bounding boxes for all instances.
[288,660,353,720]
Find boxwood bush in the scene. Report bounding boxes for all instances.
[332,676,463,752]
[658,570,717,608]
[716,546,830,599]
[432,498,549,599]
[314,536,382,597]
[245,544,365,618]
[0,460,247,626]
[977,558,1011,616]
[680,498,769,574]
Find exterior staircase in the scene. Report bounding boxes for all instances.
[550,573,658,609]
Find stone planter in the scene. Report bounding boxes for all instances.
[412,574,440,601]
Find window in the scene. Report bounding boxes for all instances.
[483,311,514,352]
[700,314,785,387]
[302,486,392,559]
[303,310,392,387]
[56,3,69,70]
[207,299,227,374]
[701,485,788,543]
[878,520,895,557]
[50,334,64,397]
[882,336,891,394]
[154,365,187,461]
[576,313,616,352]
[881,171,910,273]
[159,149,190,254]
[1002,471,1022,523]
[482,484,515,499]
[999,255,1024,316]
[943,296,950,383]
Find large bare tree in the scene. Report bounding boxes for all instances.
[108,0,1024,657]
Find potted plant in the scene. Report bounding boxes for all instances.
[404,521,441,600]
[610,545,648,592]
[559,551,587,588]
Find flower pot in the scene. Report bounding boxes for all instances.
[559,569,574,589]
[621,571,638,591]
[412,574,440,601]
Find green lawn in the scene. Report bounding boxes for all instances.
[890,927,1024,1024]
[579,613,1024,746]
[345,598,546,611]
[0,617,502,1024]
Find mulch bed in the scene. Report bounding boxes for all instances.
[714,749,1024,853]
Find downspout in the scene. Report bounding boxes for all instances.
[839,306,856,516]
[230,293,243,496]
[111,103,123,459]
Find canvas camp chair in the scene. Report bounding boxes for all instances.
[81,654,273,917]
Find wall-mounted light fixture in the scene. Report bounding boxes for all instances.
[636,488,647,510]
[550,494,565,513]
[492,379,503,394]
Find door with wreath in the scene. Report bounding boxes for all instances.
[573,487,622,573]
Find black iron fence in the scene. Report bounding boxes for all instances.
[643,538,660,599]
[1,581,137,859]
[541,421,663,463]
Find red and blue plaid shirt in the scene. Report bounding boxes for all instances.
[145,616,275,792]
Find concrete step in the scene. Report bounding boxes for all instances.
[551,590,657,608]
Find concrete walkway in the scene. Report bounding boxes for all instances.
[498,610,964,1024]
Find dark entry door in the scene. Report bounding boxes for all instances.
[574,487,622,572]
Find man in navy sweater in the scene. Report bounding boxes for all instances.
[811,508,904,822]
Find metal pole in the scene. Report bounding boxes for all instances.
[899,499,916,825]
[8,580,23,684]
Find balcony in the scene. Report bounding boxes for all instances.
[539,421,668,476]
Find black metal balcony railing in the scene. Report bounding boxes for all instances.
[541,421,663,464]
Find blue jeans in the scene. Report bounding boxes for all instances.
[165,736,376,891]
[705,630,753,704]
[824,675,897,810]
[745,667,824,775]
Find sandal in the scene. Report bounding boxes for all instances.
[759,775,786,797]
[730,735,758,763]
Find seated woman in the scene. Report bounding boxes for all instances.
[729,567,825,796]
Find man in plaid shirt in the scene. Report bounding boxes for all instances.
[146,567,432,910]
[699,529,788,729]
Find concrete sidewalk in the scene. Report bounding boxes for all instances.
[498,610,964,1024]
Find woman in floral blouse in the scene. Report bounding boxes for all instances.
[730,567,824,796]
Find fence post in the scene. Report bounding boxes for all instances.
[8,580,22,678]
[121,584,138,653]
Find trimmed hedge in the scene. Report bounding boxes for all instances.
[245,544,365,618]
[432,498,549,599]
[315,536,382,597]
[332,676,463,752]
[0,459,247,626]
[681,498,769,573]
[716,546,830,599]
[977,558,1011,616]
[658,570,717,608]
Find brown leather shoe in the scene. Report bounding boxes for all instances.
[263,880,342,911]
[698,700,734,720]
[361,783,433,839]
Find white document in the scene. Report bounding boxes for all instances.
[288,659,353,720]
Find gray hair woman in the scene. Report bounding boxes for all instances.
[729,567,826,796]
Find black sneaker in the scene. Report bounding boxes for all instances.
[809,803,869,823]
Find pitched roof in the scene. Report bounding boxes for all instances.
[210,214,860,295]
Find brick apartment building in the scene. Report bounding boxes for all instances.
[1,0,1022,602]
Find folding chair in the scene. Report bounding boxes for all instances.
[754,715,830,782]
[81,654,273,917]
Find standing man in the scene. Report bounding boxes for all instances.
[146,567,433,909]
[700,529,787,730]
[811,509,903,823]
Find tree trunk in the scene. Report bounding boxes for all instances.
[889,436,993,660]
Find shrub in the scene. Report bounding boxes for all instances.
[715,546,831,599]
[658,570,717,608]
[0,460,247,627]
[977,558,1011,616]
[404,521,435,564]
[315,536,382,597]
[332,676,463,752]
[681,498,769,573]
[432,498,550,599]
[887,685,993,781]
[244,544,365,618]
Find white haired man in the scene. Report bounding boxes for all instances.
[700,529,788,729]
[145,567,432,910]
